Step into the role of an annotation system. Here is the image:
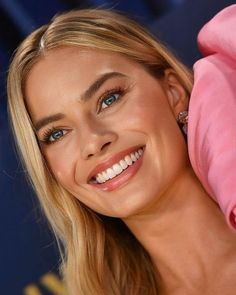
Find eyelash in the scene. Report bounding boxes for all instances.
[40,86,126,145]
[40,127,68,145]
[97,86,125,113]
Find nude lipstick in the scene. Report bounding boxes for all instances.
[87,145,145,191]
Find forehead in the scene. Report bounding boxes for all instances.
[24,47,149,120]
[25,47,143,101]
[26,47,141,88]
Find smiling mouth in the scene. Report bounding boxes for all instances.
[89,146,145,185]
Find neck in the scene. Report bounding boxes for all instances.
[122,167,236,293]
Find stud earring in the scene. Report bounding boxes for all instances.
[177,111,188,135]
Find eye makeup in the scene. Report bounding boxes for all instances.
[37,81,133,145]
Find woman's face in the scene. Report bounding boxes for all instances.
[25,47,189,218]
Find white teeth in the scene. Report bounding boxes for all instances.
[102,171,110,181]
[96,174,104,183]
[112,163,123,175]
[124,155,132,166]
[107,168,116,179]
[93,147,144,184]
[120,159,128,170]
[138,148,143,156]
[130,153,137,162]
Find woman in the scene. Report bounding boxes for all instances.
[7,8,236,295]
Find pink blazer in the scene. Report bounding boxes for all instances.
[188,4,236,231]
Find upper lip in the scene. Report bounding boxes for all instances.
[87,145,144,182]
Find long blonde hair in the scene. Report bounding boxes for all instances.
[7,9,192,295]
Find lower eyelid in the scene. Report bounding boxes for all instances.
[102,93,120,107]
[39,128,70,144]
[98,90,124,111]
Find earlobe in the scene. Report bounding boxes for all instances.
[164,69,189,117]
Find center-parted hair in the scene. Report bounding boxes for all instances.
[7,9,192,295]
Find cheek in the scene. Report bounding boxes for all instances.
[43,148,77,189]
[131,93,189,180]
[124,89,172,131]
[111,96,159,133]
[130,91,183,145]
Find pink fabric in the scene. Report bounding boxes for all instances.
[188,4,236,231]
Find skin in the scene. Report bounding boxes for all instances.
[25,47,236,294]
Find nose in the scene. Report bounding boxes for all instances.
[80,120,117,160]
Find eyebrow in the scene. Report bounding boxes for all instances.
[80,71,127,102]
[34,71,126,132]
[34,113,65,132]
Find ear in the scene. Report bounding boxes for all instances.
[163,69,189,118]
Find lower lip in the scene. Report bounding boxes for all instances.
[90,150,144,192]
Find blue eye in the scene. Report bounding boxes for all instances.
[49,130,65,141]
[41,128,68,144]
[101,93,120,110]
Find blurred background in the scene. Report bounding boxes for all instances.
[1,0,235,294]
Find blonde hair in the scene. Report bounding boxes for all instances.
[7,9,192,295]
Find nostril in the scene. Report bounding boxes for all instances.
[87,142,112,159]
[101,141,112,151]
